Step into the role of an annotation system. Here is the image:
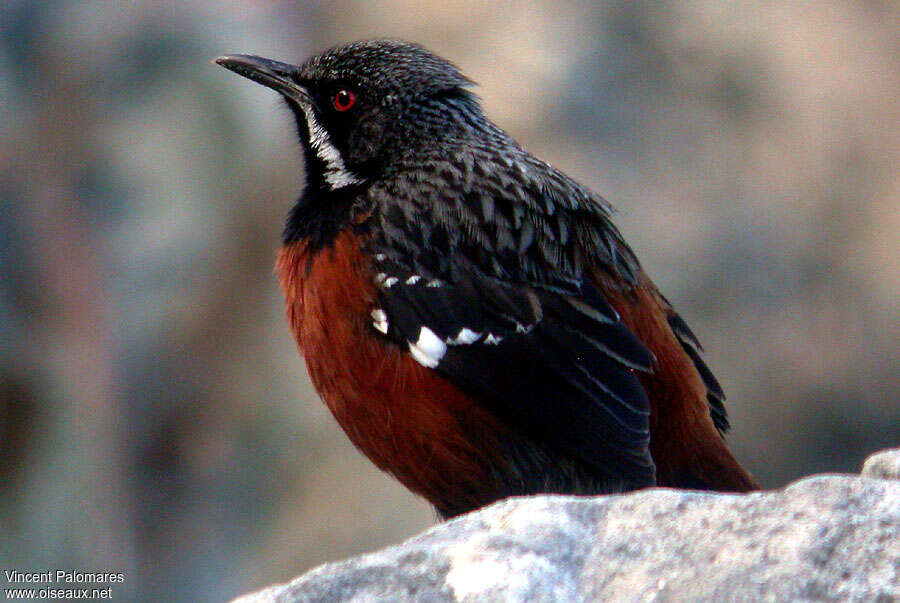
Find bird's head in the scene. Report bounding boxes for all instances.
[216,40,478,192]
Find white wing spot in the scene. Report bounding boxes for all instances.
[371,309,389,334]
[383,276,399,288]
[405,275,421,285]
[484,333,504,345]
[374,253,387,261]
[408,326,447,368]
[426,279,443,288]
[447,328,481,345]
[375,273,387,285]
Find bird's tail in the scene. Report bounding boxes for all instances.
[657,439,760,493]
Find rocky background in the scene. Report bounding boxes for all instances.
[1,3,898,602]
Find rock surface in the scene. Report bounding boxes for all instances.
[862,449,900,481]
[237,449,900,602]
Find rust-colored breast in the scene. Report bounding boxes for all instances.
[277,231,514,515]
[598,275,758,492]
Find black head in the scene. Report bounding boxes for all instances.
[216,40,479,192]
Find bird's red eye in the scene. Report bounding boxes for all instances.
[333,89,356,112]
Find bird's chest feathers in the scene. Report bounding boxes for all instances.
[276,231,382,416]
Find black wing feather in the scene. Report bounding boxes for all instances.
[666,308,729,434]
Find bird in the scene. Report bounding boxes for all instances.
[215,39,759,519]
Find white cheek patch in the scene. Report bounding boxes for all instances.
[303,109,362,190]
[408,326,447,368]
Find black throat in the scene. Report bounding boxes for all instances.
[282,183,370,250]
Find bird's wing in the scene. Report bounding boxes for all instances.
[361,147,734,487]
[368,250,657,487]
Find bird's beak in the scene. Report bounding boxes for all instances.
[214,55,312,104]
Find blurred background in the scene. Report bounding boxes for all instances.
[1,1,898,600]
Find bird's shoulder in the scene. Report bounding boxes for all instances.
[364,143,640,290]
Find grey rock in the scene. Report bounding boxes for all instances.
[237,449,900,602]
[862,449,900,480]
